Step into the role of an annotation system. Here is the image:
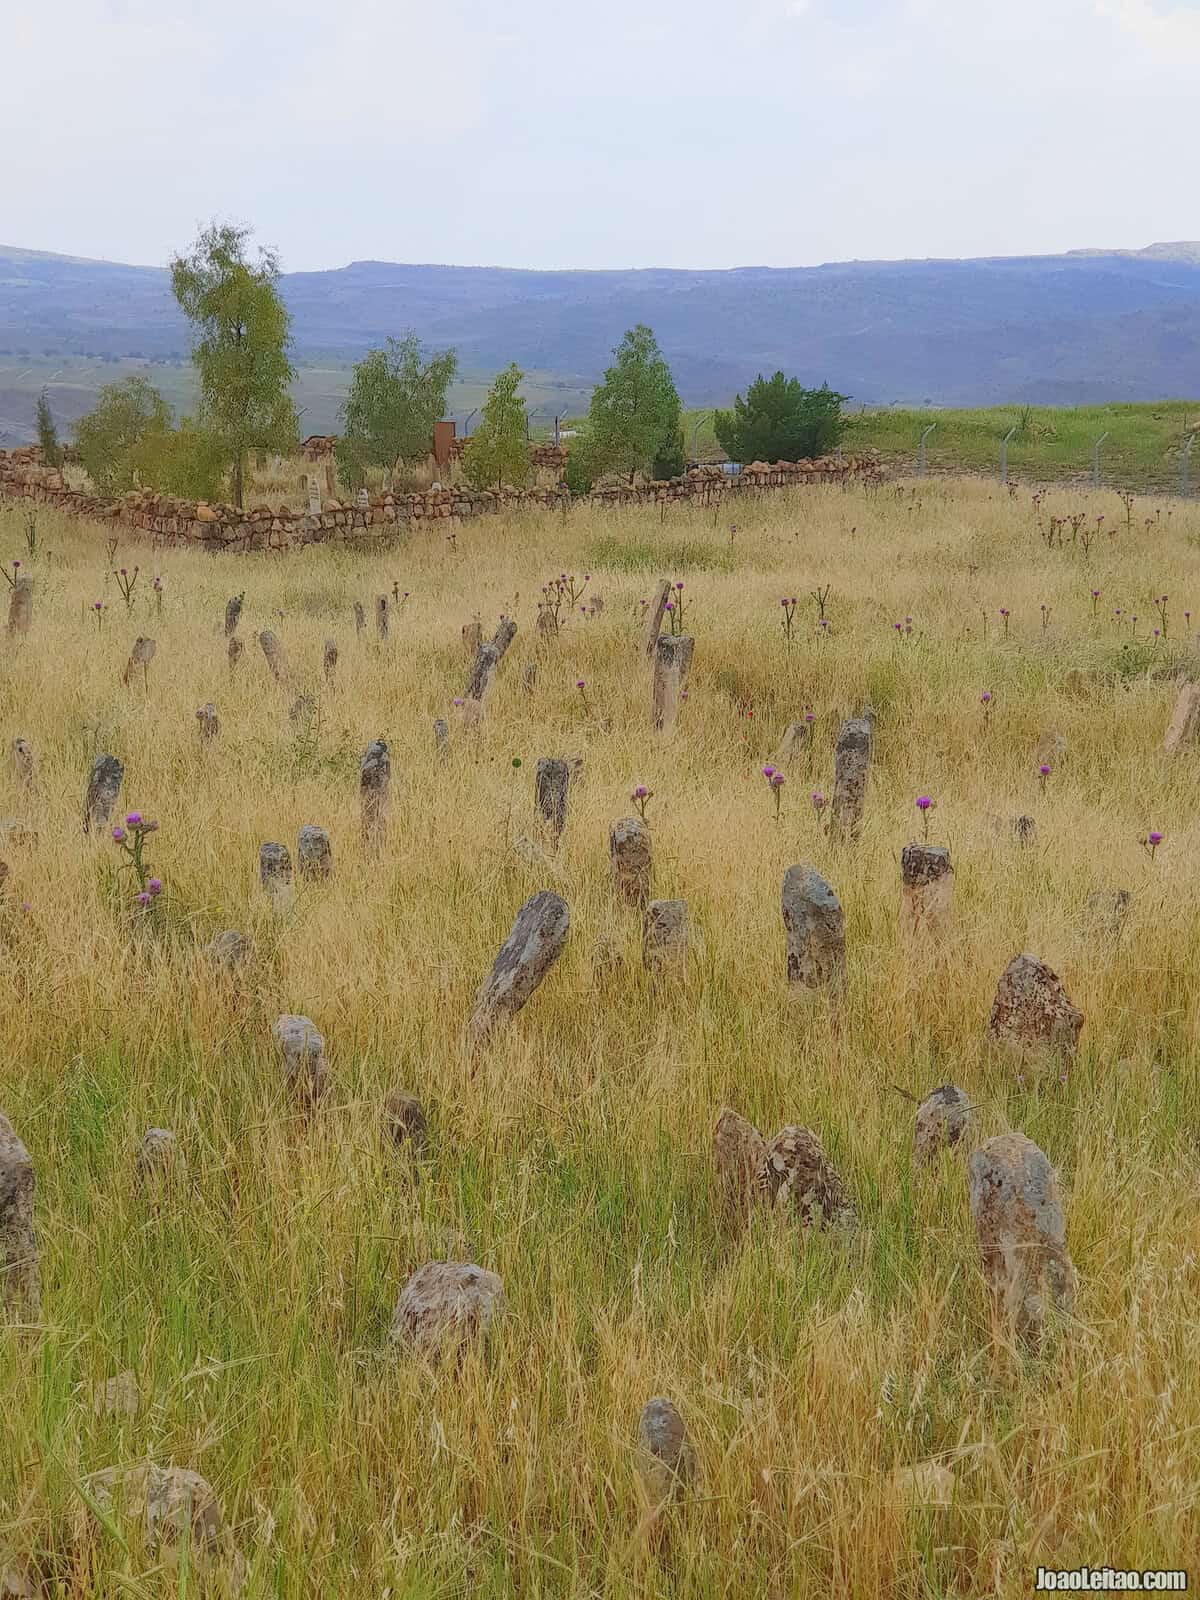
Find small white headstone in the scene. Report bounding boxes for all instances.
[307,481,321,515]
[357,488,369,509]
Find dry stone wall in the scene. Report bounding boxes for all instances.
[0,449,878,554]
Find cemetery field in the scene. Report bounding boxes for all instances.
[5,475,1200,1597]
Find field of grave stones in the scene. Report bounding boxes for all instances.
[3,475,1200,1596]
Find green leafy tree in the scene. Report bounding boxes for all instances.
[34,389,63,467]
[170,223,298,509]
[130,418,227,500]
[74,375,172,493]
[335,335,458,490]
[586,325,682,483]
[462,364,529,490]
[714,373,847,464]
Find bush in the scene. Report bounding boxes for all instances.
[714,373,847,464]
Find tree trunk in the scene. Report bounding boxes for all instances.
[233,452,244,510]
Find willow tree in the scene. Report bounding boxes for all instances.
[170,223,298,508]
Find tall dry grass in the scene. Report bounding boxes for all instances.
[2,477,1200,1596]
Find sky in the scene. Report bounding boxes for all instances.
[5,0,1200,273]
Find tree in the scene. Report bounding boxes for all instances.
[714,373,847,465]
[130,417,227,500]
[585,325,682,483]
[34,389,63,467]
[335,335,458,489]
[462,365,529,490]
[170,223,298,509]
[74,376,172,493]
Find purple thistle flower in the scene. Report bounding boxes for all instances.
[980,690,992,704]
[915,796,932,811]
[575,679,586,689]
[111,826,126,843]
[1039,764,1051,777]
[1148,830,1163,846]
[633,784,649,799]
[125,811,142,827]
[762,765,775,779]
[134,891,151,907]
[147,878,163,896]
[770,771,785,789]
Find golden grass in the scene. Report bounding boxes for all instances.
[2,477,1200,1596]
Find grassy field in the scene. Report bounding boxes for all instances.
[3,475,1200,1595]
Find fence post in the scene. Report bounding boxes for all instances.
[1181,433,1197,499]
[917,423,937,478]
[999,425,1017,485]
[1091,431,1109,491]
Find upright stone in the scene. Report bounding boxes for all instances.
[1035,729,1067,768]
[912,1085,970,1164]
[259,630,288,682]
[651,633,694,732]
[259,841,293,908]
[382,1089,428,1155]
[207,930,250,970]
[609,816,652,908]
[390,1260,505,1361]
[1163,682,1200,755]
[772,720,809,767]
[758,1126,855,1228]
[469,890,570,1044]
[830,717,871,845]
[490,617,517,659]
[195,703,220,740]
[433,718,449,761]
[323,640,338,683]
[224,593,244,637]
[535,758,570,845]
[521,661,538,694]
[227,635,244,674]
[136,1127,178,1184]
[641,579,672,657]
[781,864,845,989]
[6,576,32,638]
[80,1465,226,1563]
[121,635,156,687]
[713,1108,767,1227]
[900,844,954,939]
[987,953,1083,1065]
[637,1398,696,1507]
[297,825,333,881]
[9,738,33,789]
[375,595,389,640]
[353,601,366,637]
[83,753,123,835]
[643,899,688,972]
[0,1112,39,1320]
[968,1132,1075,1346]
[462,620,483,657]
[360,740,391,853]
[271,1014,328,1106]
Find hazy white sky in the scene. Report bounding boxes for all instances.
[5,0,1199,272]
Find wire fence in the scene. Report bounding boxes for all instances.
[907,422,1199,500]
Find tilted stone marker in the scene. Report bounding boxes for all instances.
[469,889,569,1045]
[758,1125,856,1228]
[830,716,871,845]
[643,899,688,972]
[390,1260,505,1361]
[224,593,244,637]
[6,576,31,638]
[491,617,517,658]
[375,595,389,640]
[9,738,33,789]
[772,720,809,767]
[535,758,570,845]
[651,633,693,732]
[207,929,250,970]
[122,635,156,688]
[713,1108,767,1226]
[900,843,954,939]
[968,1132,1075,1346]
[195,703,220,741]
[1163,681,1200,755]
[912,1085,970,1164]
[0,1112,39,1320]
[637,1397,696,1507]
[465,619,519,706]
[83,753,123,835]
[609,816,652,908]
[259,841,293,908]
[360,739,391,853]
[271,1014,328,1107]
[323,639,338,683]
[383,1089,428,1155]
[258,629,288,683]
[288,694,314,728]
[297,825,333,881]
[136,1127,178,1184]
[781,864,845,989]
[987,953,1083,1065]
[641,579,672,657]
[353,601,366,638]
[79,1464,227,1567]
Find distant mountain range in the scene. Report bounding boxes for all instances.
[1,240,1198,440]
